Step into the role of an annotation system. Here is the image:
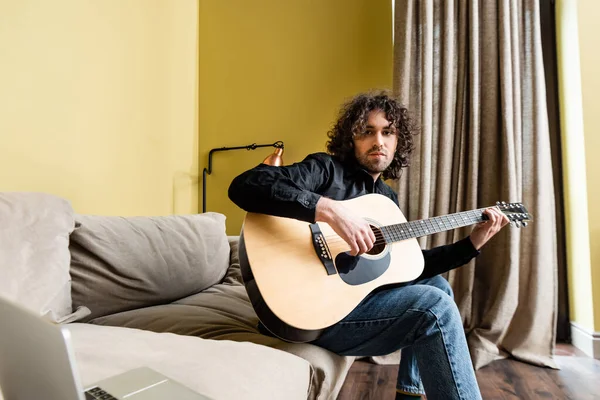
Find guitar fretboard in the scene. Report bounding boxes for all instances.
[380,209,487,243]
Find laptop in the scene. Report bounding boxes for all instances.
[0,296,212,400]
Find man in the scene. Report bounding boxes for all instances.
[228,92,508,400]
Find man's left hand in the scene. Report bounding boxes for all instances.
[469,207,510,250]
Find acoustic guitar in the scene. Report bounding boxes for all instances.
[239,193,532,343]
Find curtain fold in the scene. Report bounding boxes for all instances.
[391,0,558,370]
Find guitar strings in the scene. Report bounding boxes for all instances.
[321,232,388,248]
[320,222,455,247]
[316,207,500,249]
[322,231,386,241]
[320,237,389,246]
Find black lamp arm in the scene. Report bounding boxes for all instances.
[202,141,284,213]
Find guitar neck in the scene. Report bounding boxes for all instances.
[381,208,487,243]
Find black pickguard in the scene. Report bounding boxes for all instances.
[335,252,391,285]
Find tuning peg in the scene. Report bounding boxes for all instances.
[521,221,528,227]
[515,221,522,228]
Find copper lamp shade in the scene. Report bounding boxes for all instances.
[262,147,284,166]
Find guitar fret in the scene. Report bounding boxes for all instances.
[443,215,452,229]
[428,219,436,233]
[437,216,446,232]
[425,219,432,234]
[435,217,444,233]
[397,224,404,241]
[393,224,401,241]
[386,226,393,242]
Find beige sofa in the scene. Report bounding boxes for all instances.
[0,192,358,400]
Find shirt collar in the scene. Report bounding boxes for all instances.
[341,156,385,190]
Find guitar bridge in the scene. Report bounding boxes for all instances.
[309,223,337,275]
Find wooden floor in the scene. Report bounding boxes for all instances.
[338,344,600,400]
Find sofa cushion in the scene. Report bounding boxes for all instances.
[70,213,229,321]
[90,239,354,400]
[61,324,310,400]
[0,192,75,322]
[90,286,352,400]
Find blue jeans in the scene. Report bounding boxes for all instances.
[311,275,482,400]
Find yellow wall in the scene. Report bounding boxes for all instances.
[0,0,391,227]
[0,0,199,216]
[557,0,600,332]
[576,0,600,332]
[198,0,393,235]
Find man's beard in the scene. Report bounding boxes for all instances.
[356,151,393,174]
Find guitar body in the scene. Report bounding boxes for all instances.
[239,194,425,343]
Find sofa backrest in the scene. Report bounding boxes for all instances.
[69,212,230,322]
[0,192,75,322]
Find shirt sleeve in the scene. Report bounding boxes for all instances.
[228,153,330,223]
[417,236,481,280]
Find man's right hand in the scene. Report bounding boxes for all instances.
[315,197,376,256]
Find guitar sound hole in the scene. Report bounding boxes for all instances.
[367,225,386,256]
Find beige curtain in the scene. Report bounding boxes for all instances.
[391,0,558,370]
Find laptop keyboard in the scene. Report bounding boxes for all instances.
[85,387,118,400]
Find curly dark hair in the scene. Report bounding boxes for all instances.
[326,91,417,180]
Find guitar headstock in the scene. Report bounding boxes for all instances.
[496,201,533,228]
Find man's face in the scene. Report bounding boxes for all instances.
[353,110,398,179]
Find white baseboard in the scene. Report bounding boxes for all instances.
[570,321,600,359]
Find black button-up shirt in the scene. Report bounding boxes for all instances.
[229,152,479,279]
